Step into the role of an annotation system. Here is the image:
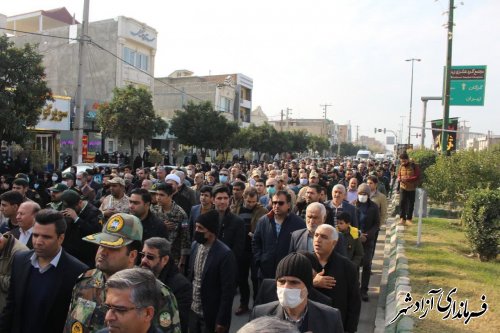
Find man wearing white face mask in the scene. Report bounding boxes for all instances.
[76,171,96,202]
[353,183,380,302]
[250,252,343,333]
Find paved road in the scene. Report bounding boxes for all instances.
[228,225,387,332]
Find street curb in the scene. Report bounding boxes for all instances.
[374,196,414,333]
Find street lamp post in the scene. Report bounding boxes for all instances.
[406,58,421,145]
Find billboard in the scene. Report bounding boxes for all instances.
[431,117,459,152]
[35,96,71,131]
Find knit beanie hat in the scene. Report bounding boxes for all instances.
[275,253,313,290]
[196,210,219,235]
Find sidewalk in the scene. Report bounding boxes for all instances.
[229,225,387,332]
[357,223,386,332]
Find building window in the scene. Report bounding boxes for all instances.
[219,96,231,113]
[123,47,149,71]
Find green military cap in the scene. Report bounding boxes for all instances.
[49,183,69,192]
[83,213,143,248]
[149,182,159,194]
[62,172,75,180]
[60,189,81,207]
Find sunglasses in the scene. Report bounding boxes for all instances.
[266,185,275,188]
[272,201,286,206]
[139,252,158,261]
[103,304,145,315]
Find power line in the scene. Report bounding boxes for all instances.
[0,27,85,42]
[2,27,233,113]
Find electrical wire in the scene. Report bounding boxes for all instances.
[2,26,238,114]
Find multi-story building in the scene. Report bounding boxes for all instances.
[153,71,253,124]
[250,106,269,126]
[5,7,157,163]
[269,118,336,142]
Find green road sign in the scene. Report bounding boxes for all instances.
[449,66,486,106]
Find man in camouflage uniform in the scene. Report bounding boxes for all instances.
[47,183,69,210]
[99,178,130,219]
[151,183,190,269]
[64,213,181,333]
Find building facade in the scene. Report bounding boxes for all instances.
[153,71,253,124]
[6,7,158,163]
[269,118,336,142]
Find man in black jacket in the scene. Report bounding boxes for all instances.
[212,185,245,263]
[250,252,343,333]
[189,210,237,333]
[141,237,192,333]
[60,190,103,268]
[353,183,380,302]
[313,224,361,333]
[129,189,168,242]
[0,209,88,332]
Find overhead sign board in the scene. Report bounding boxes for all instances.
[448,66,486,106]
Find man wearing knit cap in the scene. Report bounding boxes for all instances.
[250,253,343,333]
[188,210,237,333]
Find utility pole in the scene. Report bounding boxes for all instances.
[400,116,406,145]
[286,107,292,131]
[406,58,421,145]
[280,109,284,132]
[320,103,331,137]
[420,96,442,149]
[441,0,454,155]
[72,0,90,164]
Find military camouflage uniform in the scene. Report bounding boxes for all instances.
[99,194,130,214]
[64,268,181,333]
[47,200,64,211]
[151,202,190,263]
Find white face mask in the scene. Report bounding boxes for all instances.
[52,176,58,182]
[358,194,368,203]
[76,180,82,187]
[299,178,308,185]
[61,180,68,186]
[277,286,305,309]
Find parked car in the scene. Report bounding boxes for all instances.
[62,163,119,175]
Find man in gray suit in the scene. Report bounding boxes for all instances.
[250,252,343,333]
[289,203,347,257]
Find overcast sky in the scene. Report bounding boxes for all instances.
[3,0,499,149]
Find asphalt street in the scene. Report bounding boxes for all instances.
[228,225,386,333]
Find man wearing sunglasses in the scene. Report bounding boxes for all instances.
[140,237,192,333]
[253,191,305,282]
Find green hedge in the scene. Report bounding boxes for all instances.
[462,188,500,261]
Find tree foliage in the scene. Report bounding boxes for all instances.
[285,130,310,153]
[408,149,438,184]
[308,135,330,154]
[462,188,500,261]
[331,142,367,157]
[97,85,167,157]
[0,36,52,143]
[424,149,500,205]
[169,101,239,154]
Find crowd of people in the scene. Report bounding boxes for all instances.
[0,153,420,333]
